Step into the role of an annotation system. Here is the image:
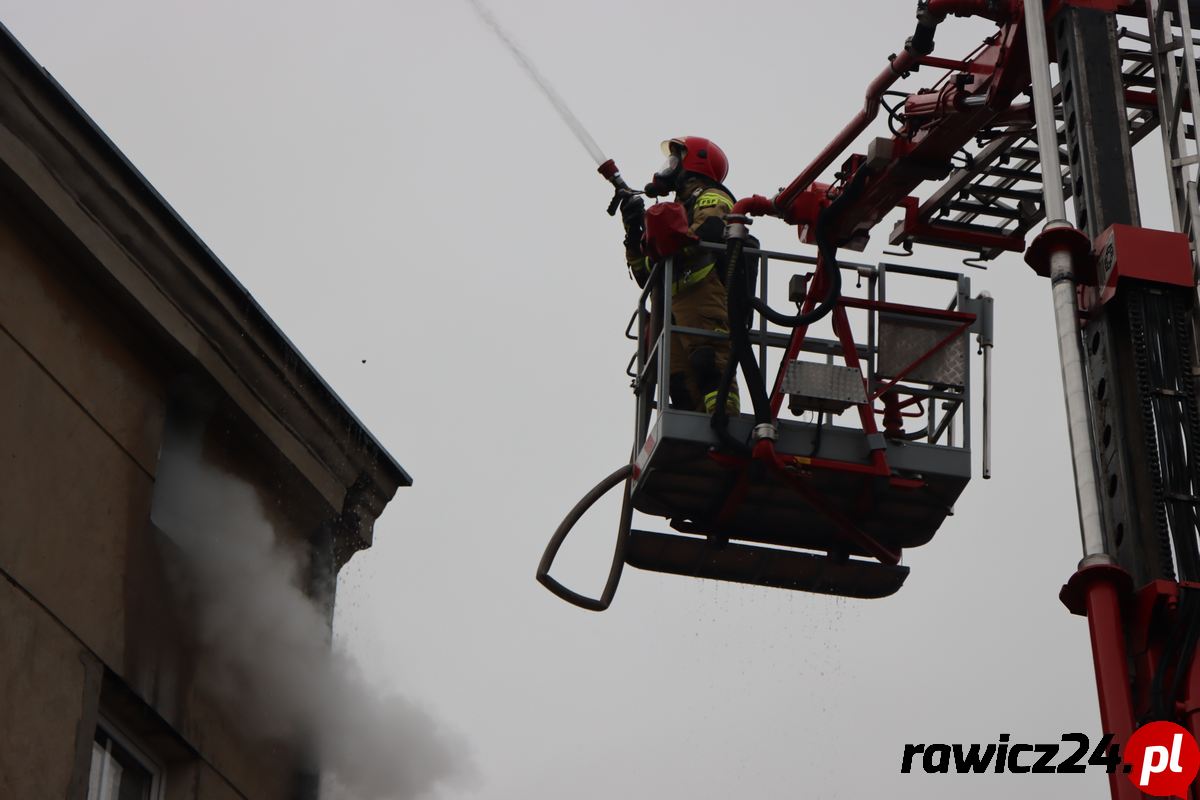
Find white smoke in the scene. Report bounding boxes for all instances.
[151,426,473,800]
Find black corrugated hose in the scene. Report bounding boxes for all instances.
[710,167,871,446]
[536,462,634,611]
[709,236,772,452]
[749,165,873,329]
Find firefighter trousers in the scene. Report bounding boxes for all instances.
[668,271,740,414]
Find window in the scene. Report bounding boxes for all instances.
[86,724,159,800]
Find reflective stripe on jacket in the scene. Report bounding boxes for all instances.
[626,179,734,294]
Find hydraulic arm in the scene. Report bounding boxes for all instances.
[729,2,1200,798]
[538,3,1200,795]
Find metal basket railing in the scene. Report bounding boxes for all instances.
[624,242,993,472]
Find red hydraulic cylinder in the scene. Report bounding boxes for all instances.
[1063,559,1140,800]
[1085,585,1140,800]
[1185,640,1200,796]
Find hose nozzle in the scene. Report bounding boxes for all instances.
[600,159,637,216]
[598,159,620,182]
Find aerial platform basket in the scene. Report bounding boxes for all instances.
[538,244,994,610]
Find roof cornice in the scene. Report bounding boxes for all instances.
[0,24,411,547]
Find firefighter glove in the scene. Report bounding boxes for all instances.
[621,194,645,249]
[620,194,645,231]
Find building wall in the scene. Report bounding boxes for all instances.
[0,573,98,800]
[0,196,333,797]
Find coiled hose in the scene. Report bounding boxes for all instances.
[536,462,634,611]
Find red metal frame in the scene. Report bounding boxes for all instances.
[768,261,827,419]
[724,3,1022,592]
[766,265,977,435]
[760,439,902,565]
[728,11,1200,797]
[621,10,1200,793]
[702,254,977,565]
[702,256,963,563]
[765,264,897,477]
[893,195,1028,253]
[708,443,904,565]
[831,303,892,474]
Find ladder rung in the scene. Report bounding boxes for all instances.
[1007,146,1069,162]
[1119,27,1153,46]
[975,128,1035,143]
[943,201,1027,220]
[1124,73,1158,88]
[1006,147,1042,160]
[983,165,1043,182]
[1121,50,1155,64]
[1028,128,1069,144]
[964,184,1044,202]
[923,218,1016,235]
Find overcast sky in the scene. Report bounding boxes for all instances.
[3,2,1180,797]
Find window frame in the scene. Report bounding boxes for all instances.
[89,716,165,800]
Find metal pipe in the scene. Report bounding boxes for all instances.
[978,290,994,479]
[1023,0,1067,224]
[1024,0,1108,557]
[758,253,768,369]
[730,193,777,219]
[982,343,992,476]
[1050,250,1107,556]
[773,49,922,214]
[1176,0,1200,155]
[662,257,674,407]
[982,340,993,478]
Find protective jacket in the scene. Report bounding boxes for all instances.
[626,176,735,293]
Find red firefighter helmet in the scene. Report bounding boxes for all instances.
[662,136,729,183]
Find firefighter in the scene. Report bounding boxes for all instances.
[620,136,740,415]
